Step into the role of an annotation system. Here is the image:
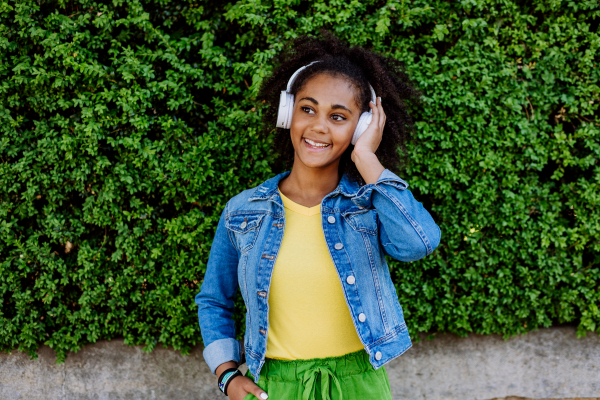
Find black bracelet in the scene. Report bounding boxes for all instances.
[218,368,242,396]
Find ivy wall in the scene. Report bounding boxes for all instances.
[1,0,599,361]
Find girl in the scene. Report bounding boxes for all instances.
[196,32,441,400]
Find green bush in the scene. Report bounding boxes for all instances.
[1,0,599,362]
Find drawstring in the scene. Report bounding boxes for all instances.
[302,365,343,400]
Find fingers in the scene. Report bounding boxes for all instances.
[227,376,268,400]
[241,377,268,400]
[369,99,379,126]
[369,97,386,133]
[246,380,269,399]
[377,97,386,132]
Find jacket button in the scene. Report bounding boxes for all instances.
[240,221,247,229]
[259,329,266,335]
[358,313,366,322]
[346,276,355,285]
[258,291,267,298]
[375,351,382,361]
[327,216,335,224]
[334,243,343,250]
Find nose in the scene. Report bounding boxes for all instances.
[309,113,329,135]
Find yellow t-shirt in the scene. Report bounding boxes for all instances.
[265,190,364,360]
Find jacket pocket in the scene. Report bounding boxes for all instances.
[226,212,266,253]
[342,209,378,236]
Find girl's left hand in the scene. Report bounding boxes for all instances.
[351,96,386,161]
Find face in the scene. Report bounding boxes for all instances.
[289,73,361,171]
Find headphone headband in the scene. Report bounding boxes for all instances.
[286,61,320,92]
[285,61,376,105]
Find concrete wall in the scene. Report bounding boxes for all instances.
[1,327,599,400]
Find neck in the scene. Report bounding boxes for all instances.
[278,157,341,208]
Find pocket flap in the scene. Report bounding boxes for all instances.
[226,213,265,234]
[342,209,378,235]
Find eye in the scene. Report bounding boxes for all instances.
[301,106,315,114]
[331,114,347,121]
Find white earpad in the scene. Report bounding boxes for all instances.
[276,91,294,128]
[277,61,320,129]
[352,112,373,145]
[351,85,377,145]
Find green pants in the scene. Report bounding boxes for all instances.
[243,350,392,400]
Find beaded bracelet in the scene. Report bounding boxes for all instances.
[218,368,242,396]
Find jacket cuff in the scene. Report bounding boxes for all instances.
[352,169,409,209]
[202,338,242,374]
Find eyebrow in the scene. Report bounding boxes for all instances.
[299,96,318,104]
[331,104,353,114]
[298,97,353,115]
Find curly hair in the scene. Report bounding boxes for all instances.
[259,31,421,184]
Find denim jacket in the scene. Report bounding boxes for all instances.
[195,169,441,382]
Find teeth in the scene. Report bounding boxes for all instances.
[305,138,330,147]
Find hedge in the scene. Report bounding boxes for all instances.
[1,0,599,362]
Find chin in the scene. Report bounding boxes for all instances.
[296,155,336,170]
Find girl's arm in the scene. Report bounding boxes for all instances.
[353,169,441,261]
[196,203,272,400]
[195,202,242,374]
[351,98,441,261]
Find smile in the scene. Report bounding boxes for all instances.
[304,138,330,148]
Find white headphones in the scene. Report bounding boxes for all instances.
[276,61,377,145]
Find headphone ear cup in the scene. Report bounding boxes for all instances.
[285,93,294,128]
[276,91,295,129]
[351,111,373,145]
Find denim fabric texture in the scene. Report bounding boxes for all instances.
[195,169,441,382]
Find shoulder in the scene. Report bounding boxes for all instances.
[225,171,290,214]
[226,186,260,211]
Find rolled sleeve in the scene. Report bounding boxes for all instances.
[202,338,242,374]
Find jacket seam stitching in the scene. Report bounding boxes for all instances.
[366,323,407,348]
[376,342,413,368]
[342,213,377,235]
[360,230,389,332]
[224,204,239,251]
[376,185,433,255]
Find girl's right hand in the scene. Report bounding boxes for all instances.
[226,375,268,400]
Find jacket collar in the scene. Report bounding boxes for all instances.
[248,171,361,202]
